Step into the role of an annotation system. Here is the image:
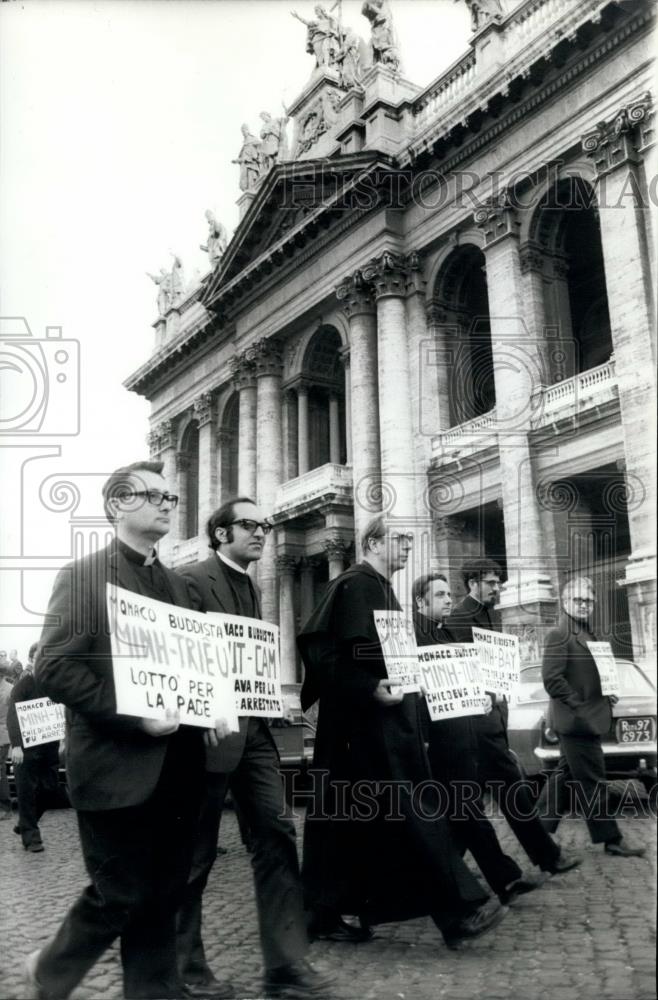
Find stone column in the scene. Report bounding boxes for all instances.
[340,346,352,464]
[297,383,310,476]
[253,338,284,623]
[231,355,257,500]
[151,419,177,563]
[362,251,417,523]
[193,392,217,530]
[519,243,556,385]
[175,450,191,541]
[324,537,348,580]
[475,196,557,631]
[283,390,298,482]
[299,557,317,628]
[583,93,656,660]
[276,555,299,685]
[329,393,341,465]
[336,273,380,537]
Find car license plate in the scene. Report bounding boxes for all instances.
[616,718,656,743]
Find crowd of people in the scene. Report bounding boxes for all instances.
[2,458,647,1000]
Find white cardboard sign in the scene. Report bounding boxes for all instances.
[207,612,283,717]
[587,641,620,698]
[16,698,65,748]
[471,627,520,697]
[418,644,486,721]
[374,611,421,693]
[108,584,239,730]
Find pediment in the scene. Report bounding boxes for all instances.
[203,151,392,307]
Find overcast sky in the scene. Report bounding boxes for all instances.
[0,0,471,656]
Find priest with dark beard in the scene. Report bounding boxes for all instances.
[298,515,508,949]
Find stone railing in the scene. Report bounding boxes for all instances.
[432,408,498,459]
[170,534,204,569]
[531,356,617,429]
[505,0,579,51]
[413,51,477,130]
[275,463,353,514]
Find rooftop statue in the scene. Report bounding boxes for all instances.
[259,110,290,176]
[232,123,262,192]
[462,0,504,32]
[200,210,228,267]
[147,254,184,316]
[336,24,365,89]
[361,0,400,73]
[291,5,341,70]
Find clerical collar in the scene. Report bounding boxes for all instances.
[118,538,158,566]
[217,551,248,575]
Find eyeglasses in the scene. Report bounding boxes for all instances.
[230,518,272,535]
[122,490,179,509]
[570,597,595,605]
[389,532,414,544]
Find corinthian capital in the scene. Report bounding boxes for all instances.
[250,337,284,378]
[582,91,653,174]
[473,191,519,247]
[361,250,409,299]
[336,269,376,318]
[230,352,257,391]
[193,391,214,427]
[323,536,349,561]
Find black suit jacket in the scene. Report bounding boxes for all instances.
[542,615,612,738]
[181,553,269,773]
[35,540,197,811]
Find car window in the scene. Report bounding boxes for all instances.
[616,660,657,697]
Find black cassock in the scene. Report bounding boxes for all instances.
[298,561,488,929]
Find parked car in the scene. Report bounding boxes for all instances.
[507,659,657,794]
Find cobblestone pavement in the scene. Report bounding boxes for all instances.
[1,799,655,1000]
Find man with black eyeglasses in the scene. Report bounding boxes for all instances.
[176,497,329,1000]
[29,461,223,1000]
[537,577,645,857]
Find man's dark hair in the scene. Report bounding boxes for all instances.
[207,496,256,550]
[461,558,502,591]
[360,514,386,555]
[412,572,448,608]
[102,461,165,523]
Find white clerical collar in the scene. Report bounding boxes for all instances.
[217,551,248,575]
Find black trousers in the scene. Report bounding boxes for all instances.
[536,734,620,844]
[36,735,204,1000]
[428,718,522,895]
[14,748,69,847]
[176,718,308,980]
[475,705,560,871]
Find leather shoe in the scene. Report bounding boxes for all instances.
[605,838,646,858]
[182,977,235,999]
[544,848,582,874]
[25,842,45,853]
[499,872,546,905]
[442,899,508,949]
[310,916,373,943]
[263,958,332,997]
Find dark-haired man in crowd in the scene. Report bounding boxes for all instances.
[299,515,507,950]
[176,497,329,1000]
[29,461,221,1000]
[448,559,581,878]
[414,573,544,904]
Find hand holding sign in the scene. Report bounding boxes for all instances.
[373,679,405,707]
[140,709,180,737]
[205,717,234,746]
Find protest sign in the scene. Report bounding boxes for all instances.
[108,584,239,730]
[15,698,65,748]
[417,644,486,721]
[207,612,283,718]
[373,611,421,693]
[587,641,620,697]
[472,627,520,696]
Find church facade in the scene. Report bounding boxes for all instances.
[125,0,656,683]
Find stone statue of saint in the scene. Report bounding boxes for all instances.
[259,111,290,175]
[291,5,341,69]
[232,124,262,191]
[336,25,364,89]
[147,268,172,317]
[200,210,228,267]
[462,0,504,32]
[170,254,184,300]
[361,0,400,73]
